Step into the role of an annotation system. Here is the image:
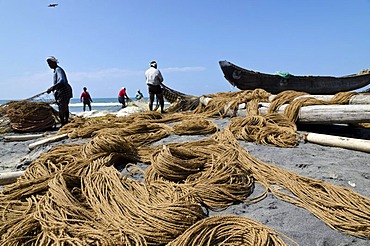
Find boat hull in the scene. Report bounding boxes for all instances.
[219,60,370,94]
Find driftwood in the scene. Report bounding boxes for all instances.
[199,96,370,123]
[0,171,25,185]
[3,133,45,142]
[259,104,370,124]
[28,133,68,150]
[268,94,370,104]
[304,132,370,153]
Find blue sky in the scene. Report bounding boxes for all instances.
[1,0,370,100]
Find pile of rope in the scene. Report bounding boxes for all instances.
[172,116,218,135]
[0,101,57,132]
[228,113,298,147]
[271,91,358,122]
[194,89,271,118]
[0,111,11,134]
[1,89,370,245]
[214,128,370,238]
[168,215,295,245]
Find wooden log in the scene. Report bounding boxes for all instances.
[200,96,370,123]
[304,132,370,153]
[259,104,370,124]
[268,94,370,104]
[3,133,45,142]
[0,171,25,185]
[28,133,68,150]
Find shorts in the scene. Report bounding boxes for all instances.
[118,96,126,105]
[148,84,162,95]
[83,100,91,106]
[55,83,73,103]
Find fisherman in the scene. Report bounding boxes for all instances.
[145,61,165,113]
[46,56,73,126]
[135,89,144,100]
[80,87,93,111]
[118,87,129,108]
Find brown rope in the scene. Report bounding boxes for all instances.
[228,113,298,147]
[0,101,57,132]
[268,90,309,113]
[1,89,370,244]
[172,117,218,135]
[168,215,297,246]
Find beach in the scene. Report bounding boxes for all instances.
[0,110,369,245]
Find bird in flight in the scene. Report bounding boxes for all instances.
[48,3,58,8]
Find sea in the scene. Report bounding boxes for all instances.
[0,97,170,118]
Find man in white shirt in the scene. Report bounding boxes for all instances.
[145,61,165,113]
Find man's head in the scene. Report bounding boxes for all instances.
[46,56,58,69]
[150,61,157,68]
[83,87,87,91]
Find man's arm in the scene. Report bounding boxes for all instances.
[47,85,54,93]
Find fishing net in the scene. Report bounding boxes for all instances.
[0,101,58,132]
[0,91,60,133]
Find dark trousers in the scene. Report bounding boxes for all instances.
[118,96,126,108]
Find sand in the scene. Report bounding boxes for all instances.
[0,118,369,245]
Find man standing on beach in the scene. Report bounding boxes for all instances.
[80,87,93,111]
[145,61,165,113]
[46,56,73,126]
[118,87,129,108]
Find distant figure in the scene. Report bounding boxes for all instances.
[145,61,165,113]
[135,89,144,100]
[80,87,93,111]
[46,56,73,126]
[118,87,129,108]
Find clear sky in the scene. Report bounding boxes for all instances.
[1,0,370,100]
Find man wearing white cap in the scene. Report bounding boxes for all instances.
[145,61,165,113]
[46,56,73,126]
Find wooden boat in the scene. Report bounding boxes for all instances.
[161,84,200,111]
[219,60,370,94]
[161,84,197,104]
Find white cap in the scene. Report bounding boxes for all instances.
[46,56,59,63]
[150,61,157,67]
